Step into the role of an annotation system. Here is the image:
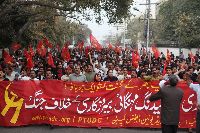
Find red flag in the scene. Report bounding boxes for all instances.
[47,53,55,68]
[26,55,34,69]
[162,49,171,75]
[37,40,47,57]
[166,49,171,63]
[135,50,140,61]
[85,46,90,57]
[115,46,121,54]
[132,50,140,68]
[108,43,113,49]
[11,42,21,52]
[44,37,53,48]
[162,61,168,76]
[3,50,13,64]
[29,45,34,57]
[61,46,71,62]
[90,34,102,51]
[189,51,195,64]
[23,48,34,69]
[76,41,84,50]
[151,44,160,59]
[23,48,29,58]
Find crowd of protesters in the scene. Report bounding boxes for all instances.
[0,44,199,83]
[0,43,200,133]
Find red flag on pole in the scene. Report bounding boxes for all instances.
[61,46,71,62]
[47,53,55,68]
[11,42,21,52]
[85,46,90,57]
[26,55,34,69]
[132,50,140,68]
[162,61,168,76]
[108,43,113,49]
[37,40,47,57]
[135,50,140,61]
[189,51,195,64]
[23,48,29,58]
[76,40,84,50]
[162,49,171,75]
[115,46,121,54]
[44,37,53,48]
[24,48,34,69]
[29,45,34,57]
[90,34,102,51]
[166,49,171,63]
[151,44,160,59]
[3,50,13,64]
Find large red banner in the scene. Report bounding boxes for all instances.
[0,79,197,128]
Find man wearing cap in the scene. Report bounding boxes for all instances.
[149,75,184,133]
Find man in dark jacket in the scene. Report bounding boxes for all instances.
[149,75,183,133]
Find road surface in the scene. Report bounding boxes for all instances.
[0,125,191,133]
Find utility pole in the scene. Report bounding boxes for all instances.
[123,18,126,49]
[146,0,150,53]
[140,0,159,52]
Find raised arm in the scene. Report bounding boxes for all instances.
[149,90,162,102]
[88,52,94,65]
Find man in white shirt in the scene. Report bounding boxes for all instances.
[4,66,18,81]
[117,68,124,81]
[29,70,39,80]
[19,69,30,80]
[187,73,200,133]
[61,67,73,81]
[101,62,117,78]
[123,67,131,80]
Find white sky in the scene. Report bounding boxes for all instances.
[82,0,159,42]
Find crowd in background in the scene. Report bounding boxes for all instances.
[0,44,200,133]
[0,45,200,83]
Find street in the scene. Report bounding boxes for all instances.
[0,125,190,133]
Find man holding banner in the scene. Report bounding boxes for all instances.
[149,75,183,133]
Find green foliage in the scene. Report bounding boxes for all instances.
[0,0,134,47]
[155,0,200,48]
[126,18,144,44]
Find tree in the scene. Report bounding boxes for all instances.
[28,16,92,46]
[0,0,134,47]
[126,18,144,44]
[154,0,200,48]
